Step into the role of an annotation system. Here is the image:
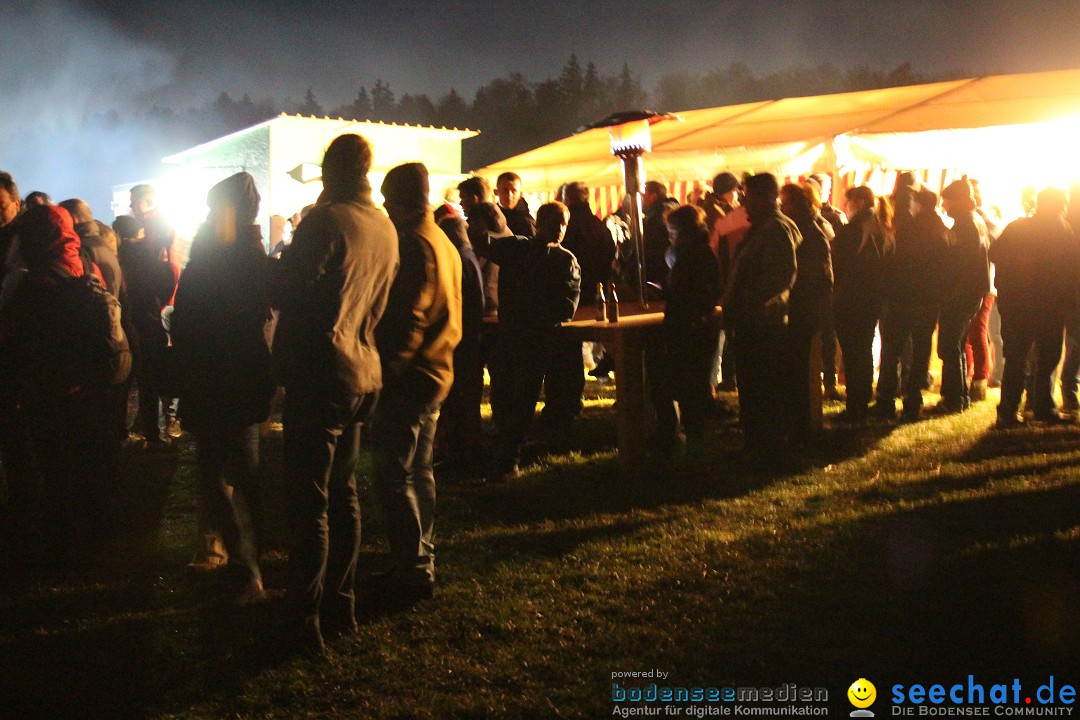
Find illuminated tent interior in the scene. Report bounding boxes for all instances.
[474,66,1080,219]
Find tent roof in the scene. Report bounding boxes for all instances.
[475,66,1080,191]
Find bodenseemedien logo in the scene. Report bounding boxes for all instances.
[849,678,877,717]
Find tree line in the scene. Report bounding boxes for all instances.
[82,57,947,183]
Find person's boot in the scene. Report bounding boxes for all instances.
[187,532,229,573]
[969,379,988,402]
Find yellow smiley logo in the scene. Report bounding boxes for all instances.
[848,679,877,708]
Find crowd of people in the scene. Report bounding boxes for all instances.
[1,132,1077,654]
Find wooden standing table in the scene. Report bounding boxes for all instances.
[561,304,672,465]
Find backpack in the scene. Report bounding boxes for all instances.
[43,254,133,395]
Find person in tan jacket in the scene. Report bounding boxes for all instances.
[372,162,462,605]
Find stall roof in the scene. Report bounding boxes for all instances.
[474,66,1080,191]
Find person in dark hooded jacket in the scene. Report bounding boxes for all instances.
[372,162,462,602]
[171,171,272,601]
[0,205,121,551]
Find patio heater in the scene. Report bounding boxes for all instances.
[581,111,679,307]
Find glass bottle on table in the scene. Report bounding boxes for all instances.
[606,282,619,323]
[595,282,607,322]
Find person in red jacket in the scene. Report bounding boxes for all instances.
[0,205,122,553]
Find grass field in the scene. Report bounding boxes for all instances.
[0,384,1077,719]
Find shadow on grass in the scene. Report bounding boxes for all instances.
[611,463,1078,711]
[463,414,899,529]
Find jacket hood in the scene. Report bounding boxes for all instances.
[208,172,261,227]
[17,204,85,276]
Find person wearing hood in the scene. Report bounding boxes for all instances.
[171,172,272,603]
[371,162,462,604]
[0,205,120,550]
[271,134,399,654]
[937,179,991,414]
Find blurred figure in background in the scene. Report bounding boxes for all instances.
[991,187,1078,426]
[832,185,893,424]
[781,182,833,437]
[937,179,991,414]
[873,188,948,422]
[651,205,720,457]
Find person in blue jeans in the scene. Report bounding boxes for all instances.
[373,163,462,603]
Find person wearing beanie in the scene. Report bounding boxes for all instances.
[271,133,399,654]
[370,162,462,605]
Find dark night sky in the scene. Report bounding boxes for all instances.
[3,0,1080,214]
[14,0,1080,110]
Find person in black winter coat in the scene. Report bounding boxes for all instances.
[832,185,894,423]
[171,172,272,602]
[650,205,721,455]
[545,182,608,436]
[725,174,800,457]
[937,180,991,413]
[781,182,834,437]
[990,187,1079,425]
[873,188,949,420]
[119,215,179,447]
[436,215,485,474]
[471,202,581,482]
